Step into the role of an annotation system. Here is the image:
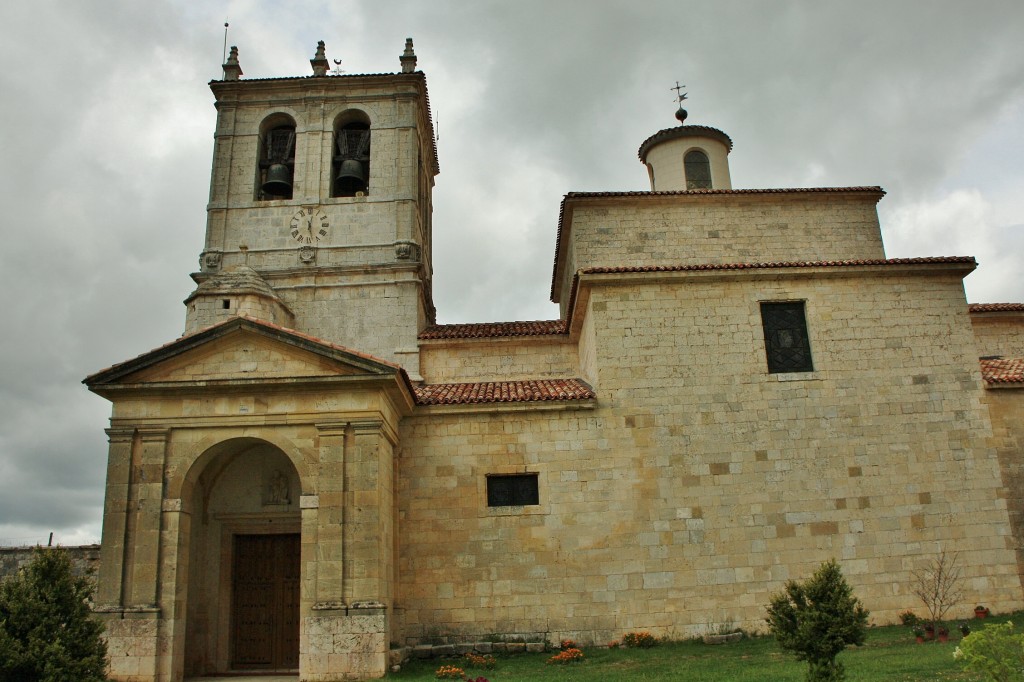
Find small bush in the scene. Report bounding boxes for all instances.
[622,631,658,648]
[914,550,964,632]
[559,638,578,649]
[464,652,496,669]
[766,559,869,682]
[954,621,1024,682]
[0,547,108,682]
[607,639,621,649]
[547,647,585,664]
[435,664,465,679]
[899,610,921,626]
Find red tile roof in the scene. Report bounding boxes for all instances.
[637,125,735,160]
[980,358,1024,385]
[969,303,1024,313]
[579,256,976,275]
[419,320,567,340]
[563,187,886,199]
[414,379,594,405]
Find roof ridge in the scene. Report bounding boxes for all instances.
[969,303,1024,312]
[85,314,406,384]
[414,378,594,405]
[419,319,568,340]
[580,256,976,275]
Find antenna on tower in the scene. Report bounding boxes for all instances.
[221,21,229,78]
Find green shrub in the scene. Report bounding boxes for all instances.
[898,610,921,626]
[0,547,108,681]
[955,620,1024,682]
[766,559,869,682]
[622,631,658,648]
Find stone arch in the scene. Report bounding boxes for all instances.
[180,436,304,677]
[172,431,313,506]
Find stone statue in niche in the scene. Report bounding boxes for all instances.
[266,469,291,505]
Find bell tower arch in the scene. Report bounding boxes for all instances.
[189,40,438,379]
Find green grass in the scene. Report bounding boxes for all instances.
[388,614,1014,681]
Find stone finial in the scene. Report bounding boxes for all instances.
[222,46,242,81]
[400,37,417,73]
[311,40,329,76]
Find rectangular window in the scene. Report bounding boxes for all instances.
[486,474,539,507]
[760,301,814,373]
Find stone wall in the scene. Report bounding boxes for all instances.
[420,337,577,384]
[971,314,1024,358]
[986,388,1024,583]
[396,266,1023,646]
[0,544,101,581]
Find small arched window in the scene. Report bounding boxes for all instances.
[332,121,370,197]
[684,149,712,190]
[257,121,296,200]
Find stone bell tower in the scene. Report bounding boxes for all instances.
[186,39,438,379]
[87,40,435,682]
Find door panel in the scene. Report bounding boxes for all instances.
[231,534,300,670]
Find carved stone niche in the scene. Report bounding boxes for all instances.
[395,241,420,261]
[263,469,292,506]
[298,245,316,264]
[201,251,222,271]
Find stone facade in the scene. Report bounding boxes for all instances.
[84,42,1024,681]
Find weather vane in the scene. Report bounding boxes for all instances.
[331,59,345,76]
[671,80,688,105]
[671,80,689,125]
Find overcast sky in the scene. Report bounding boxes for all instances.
[1,1,1022,546]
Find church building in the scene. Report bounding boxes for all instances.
[85,40,1024,681]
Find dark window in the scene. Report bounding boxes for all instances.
[684,149,712,189]
[760,301,814,373]
[332,122,370,197]
[486,474,539,507]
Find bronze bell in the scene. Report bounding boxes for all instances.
[334,159,367,196]
[261,162,293,196]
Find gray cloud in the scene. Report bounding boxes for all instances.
[1,0,1022,545]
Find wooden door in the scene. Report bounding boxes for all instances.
[231,533,300,670]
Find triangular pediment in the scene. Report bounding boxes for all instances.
[85,316,406,389]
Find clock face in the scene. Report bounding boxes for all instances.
[289,207,329,244]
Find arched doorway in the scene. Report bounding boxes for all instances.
[181,438,302,677]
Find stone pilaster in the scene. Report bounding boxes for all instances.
[304,603,388,681]
[314,420,347,605]
[157,498,190,682]
[128,428,168,608]
[345,419,394,605]
[96,427,134,607]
